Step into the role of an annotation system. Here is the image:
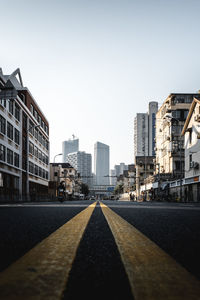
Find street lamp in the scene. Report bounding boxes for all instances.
[53,153,62,198]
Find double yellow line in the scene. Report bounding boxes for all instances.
[0,201,200,300]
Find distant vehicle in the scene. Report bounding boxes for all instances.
[57,188,65,203]
[79,194,85,200]
[90,196,95,200]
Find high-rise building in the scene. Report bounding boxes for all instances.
[66,151,92,186]
[62,137,79,162]
[134,101,158,158]
[0,68,49,201]
[94,141,109,185]
[148,101,158,156]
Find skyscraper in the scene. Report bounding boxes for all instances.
[62,136,79,163]
[66,151,92,186]
[94,142,109,185]
[134,101,158,158]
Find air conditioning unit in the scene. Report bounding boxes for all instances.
[194,115,200,122]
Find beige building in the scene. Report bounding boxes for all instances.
[49,163,81,198]
[155,93,199,180]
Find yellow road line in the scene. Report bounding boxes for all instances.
[0,202,97,300]
[100,202,200,300]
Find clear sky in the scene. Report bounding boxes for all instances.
[1,0,200,169]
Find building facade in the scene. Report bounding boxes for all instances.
[62,137,79,163]
[94,141,109,185]
[182,97,200,201]
[155,93,199,179]
[134,101,158,158]
[66,151,92,186]
[0,68,49,201]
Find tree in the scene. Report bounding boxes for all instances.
[81,183,89,196]
[114,184,123,195]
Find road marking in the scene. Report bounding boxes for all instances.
[100,202,200,300]
[0,202,97,300]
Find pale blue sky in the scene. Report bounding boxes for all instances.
[1,0,200,169]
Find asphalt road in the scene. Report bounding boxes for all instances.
[0,200,200,300]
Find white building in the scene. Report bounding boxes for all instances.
[66,151,92,186]
[94,141,109,185]
[182,97,200,201]
[62,137,79,163]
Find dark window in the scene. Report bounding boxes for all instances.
[29,161,34,173]
[39,167,42,177]
[14,153,19,167]
[7,148,13,165]
[45,171,48,180]
[175,161,181,170]
[15,103,20,121]
[9,100,14,114]
[14,128,20,145]
[0,115,6,134]
[7,122,13,140]
[0,144,6,161]
[189,130,192,144]
[35,165,38,175]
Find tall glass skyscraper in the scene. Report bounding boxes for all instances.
[94,142,109,185]
[62,137,79,162]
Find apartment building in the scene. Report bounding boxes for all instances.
[155,93,199,180]
[0,68,49,201]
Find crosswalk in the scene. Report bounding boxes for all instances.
[0,201,200,300]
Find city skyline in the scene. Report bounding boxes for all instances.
[1,0,200,168]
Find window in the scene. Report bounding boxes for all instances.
[30,104,33,114]
[34,146,38,158]
[9,100,14,114]
[0,144,6,161]
[35,164,38,176]
[0,115,6,134]
[7,148,13,165]
[29,161,34,174]
[14,128,20,145]
[38,150,42,161]
[175,161,180,171]
[45,171,48,180]
[29,142,34,155]
[14,153,19,167]
[189,129,192,144]
[29,121,34,135]
[35,128,38,140]
[15,103,20,121]
[189,154,192,168]
[39,167,42,177]
[7,122,13,140]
